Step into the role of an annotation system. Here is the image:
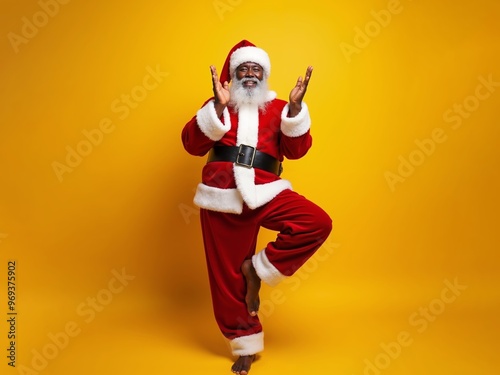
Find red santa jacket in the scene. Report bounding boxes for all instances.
[181,90,312,214]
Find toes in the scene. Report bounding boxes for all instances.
[242,259,261,316]
[246,298,258,316]
[231,360,242,374]
[232,355,254,375]
[248,295,259,312]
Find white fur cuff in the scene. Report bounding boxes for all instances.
[280,102,311,137]
[230,332,264,356]
[196,100,231,141]
[252,250,287,287]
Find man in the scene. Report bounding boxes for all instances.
[181,40,332,374]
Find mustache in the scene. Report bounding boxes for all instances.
[239,77,259,85]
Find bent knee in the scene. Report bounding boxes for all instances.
[308,205,333,239]
[318,211,333,237]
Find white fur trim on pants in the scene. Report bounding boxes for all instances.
[252,249,287,287]
[230,332,264,356]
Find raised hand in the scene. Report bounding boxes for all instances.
[288,66,313,117]
[210,65,230,117]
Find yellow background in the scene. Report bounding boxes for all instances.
[1,0,499,374]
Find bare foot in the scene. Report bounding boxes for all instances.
[241,259,261,316]
[231,355,255,374]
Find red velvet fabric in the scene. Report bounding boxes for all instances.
[181,98,312,189]
[200,189,332,340]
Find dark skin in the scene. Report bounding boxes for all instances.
[210,62,313,118]
[209,61,313,375]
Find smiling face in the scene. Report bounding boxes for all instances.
[229,62,269,111]
[235,62,264,89]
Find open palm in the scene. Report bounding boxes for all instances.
[211,65,230,106]
[289,66,313,105]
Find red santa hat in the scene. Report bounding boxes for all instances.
[219,40,271,84]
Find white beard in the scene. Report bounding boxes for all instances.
[229,77,270,111]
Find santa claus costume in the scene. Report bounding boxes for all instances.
[181,40,332,358]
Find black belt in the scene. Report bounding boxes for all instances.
[207,145,282,176]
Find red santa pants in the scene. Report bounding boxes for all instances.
[200,188,332,355]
